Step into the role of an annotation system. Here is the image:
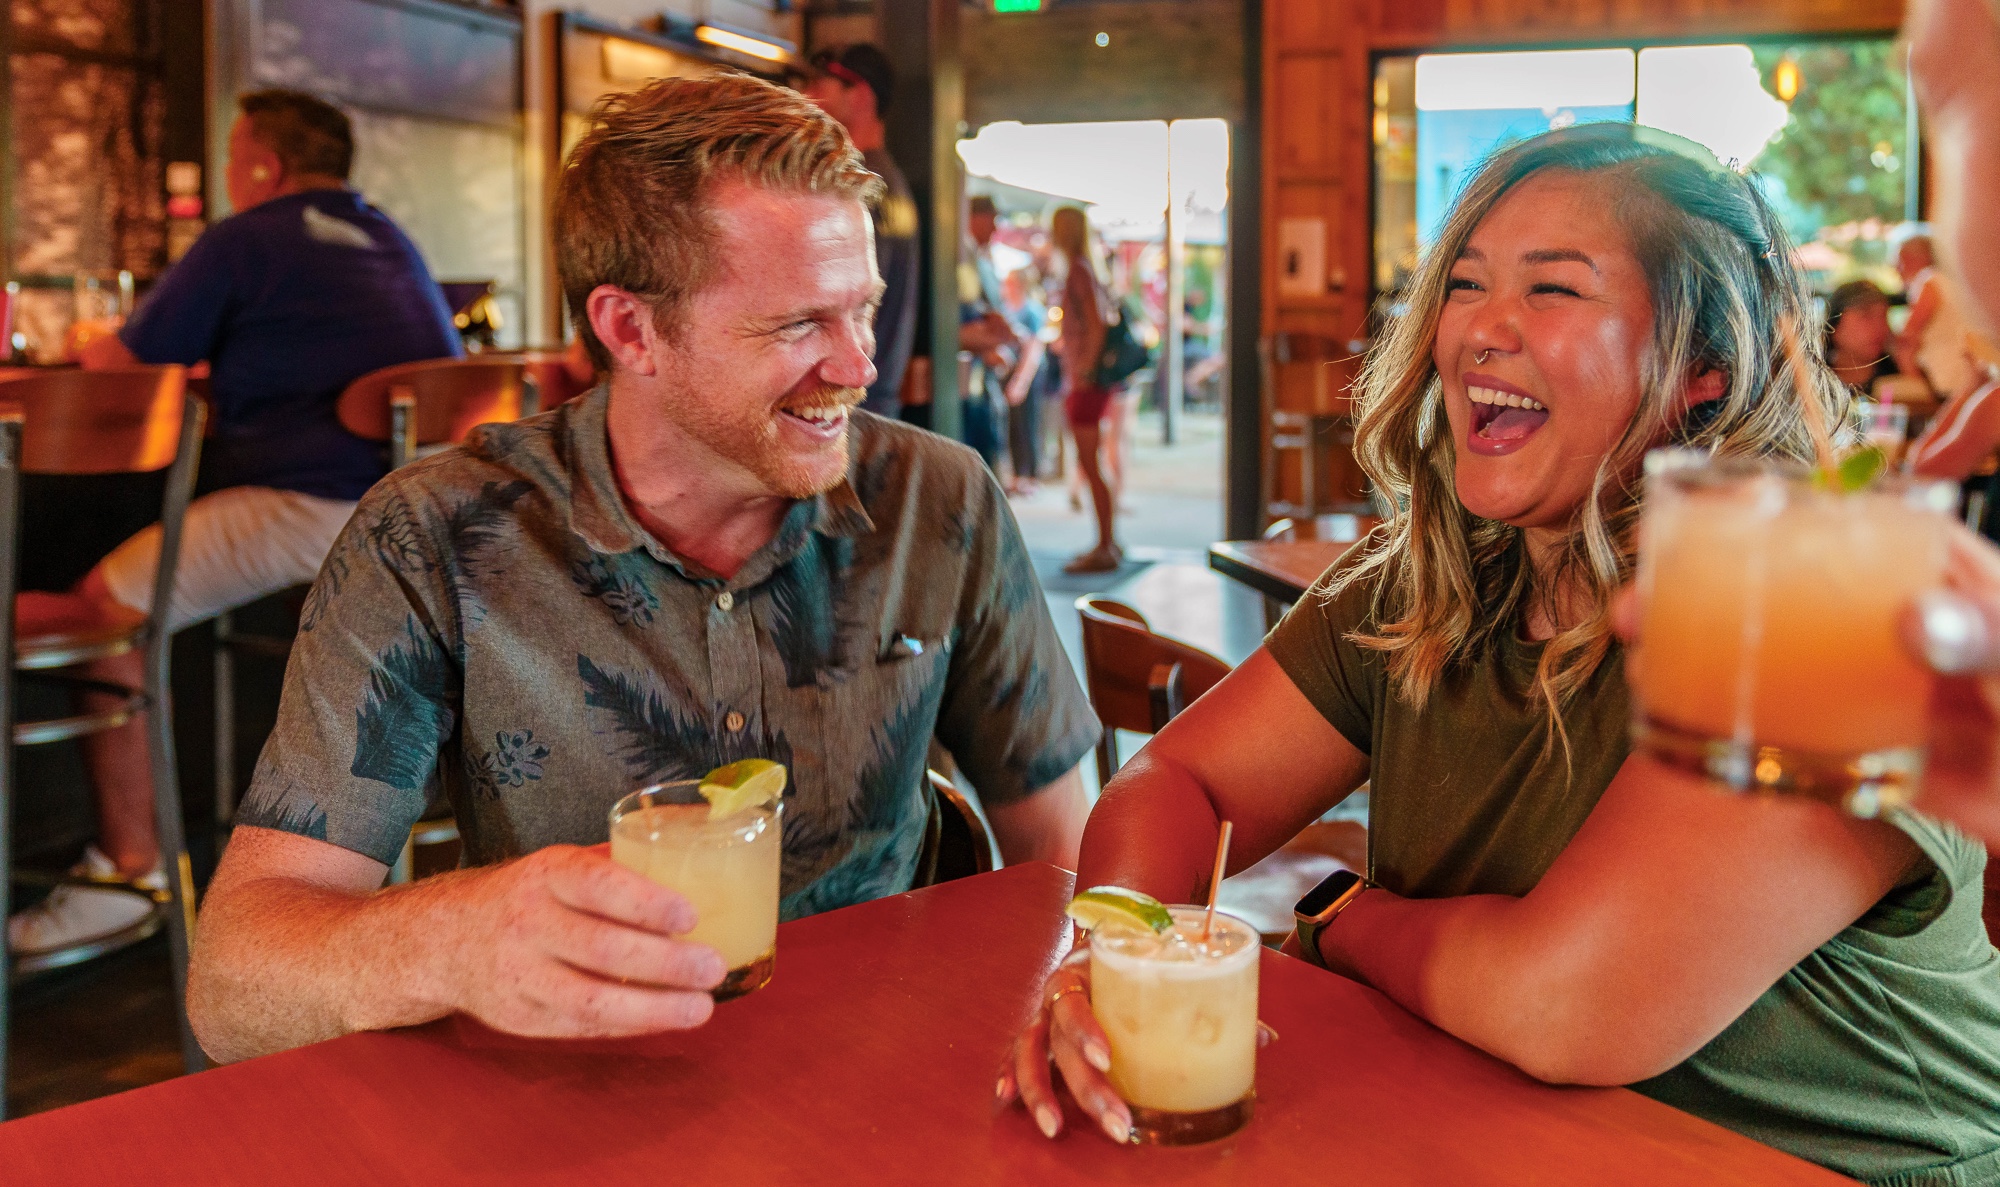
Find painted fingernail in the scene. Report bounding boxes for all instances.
[1918,590,1992,673]
[1101,1112,1133,1144]
[994,1075,1011,1102]
[1035,1106,1061,1139]
[1085,1043,1111,1072]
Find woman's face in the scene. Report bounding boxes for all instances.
[1435,171,1657,530]
[1832,299,1891,362]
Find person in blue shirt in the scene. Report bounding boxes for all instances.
[9,88,461,957]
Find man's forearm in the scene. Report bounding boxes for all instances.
[190,868,485,1063]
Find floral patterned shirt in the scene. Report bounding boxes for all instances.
[235,388,1099,918]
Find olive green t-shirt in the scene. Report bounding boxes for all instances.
[1267,558,2000,1187]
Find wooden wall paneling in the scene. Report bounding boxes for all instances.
[1273,51,1342,177]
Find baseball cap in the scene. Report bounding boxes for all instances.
[808,44,894,115]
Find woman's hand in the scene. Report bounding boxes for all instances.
[1611,524,2000,846]
[1900,524,2000,844]
[996,950,1134,1144]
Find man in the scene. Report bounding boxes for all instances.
[801,45,920,424]
[7,90,460,956]
[957,197,1016,473]
[187,74,1096,1062]
[1893,228,1979,397]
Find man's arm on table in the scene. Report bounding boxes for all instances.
[189,827,726,1064]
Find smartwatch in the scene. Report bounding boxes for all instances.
[1292,869,1368,970]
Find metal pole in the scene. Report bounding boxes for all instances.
[1164,125,1185,446]
[1906,43,1921,223]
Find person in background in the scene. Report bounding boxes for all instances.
[801,45,918,424]
[1896,228,1980,398]
[186,74,1094,1063]
[7,89,460,957]
[1001,267,1051,495]
[958,198,1014,474]
[1004,125,2000,1184]
[1051,206,1122,574]
[1823,279,1904,396]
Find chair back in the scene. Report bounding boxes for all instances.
[1263,512,1380,544]
[913,769,997,887]
[0,366,195,476]
[497,349,595,408]
[1076,596,1231,783]
[337,357,541,469]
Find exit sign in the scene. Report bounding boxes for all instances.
[993,0,1043,11]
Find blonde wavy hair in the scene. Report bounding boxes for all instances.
[1333,125,1846,745]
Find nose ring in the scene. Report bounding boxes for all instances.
[1475,349,1492,365]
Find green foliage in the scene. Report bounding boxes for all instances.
[1751,42,1907,229]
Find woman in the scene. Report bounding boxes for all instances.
[1823,278,1907,395]
[1001,125,2000,1185]
[1051,205,1123,574]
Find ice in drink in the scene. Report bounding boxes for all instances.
[609,783,782,1000]
[1089,907,1259,1145]
[1632,451,1955,814]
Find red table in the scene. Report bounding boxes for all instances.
[0,864,1850,1184]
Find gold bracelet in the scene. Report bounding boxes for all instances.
[1046,982,1088,1012]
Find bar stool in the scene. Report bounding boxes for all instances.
[1258,331,1371,522]
[211,360,542,868]
[0,366,207,1115]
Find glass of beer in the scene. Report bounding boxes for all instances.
[1088,907,1260,1145]
[608,781,782,1000]
[1631,450,1957,816]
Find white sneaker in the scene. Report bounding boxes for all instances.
[7,845,165,957]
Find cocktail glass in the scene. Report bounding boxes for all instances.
[608,781,782,1001]
[1631,450,1957,816]
[1088,907,1260,1145]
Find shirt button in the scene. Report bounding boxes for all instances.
[715,591,734,612]
[724,711,746,732]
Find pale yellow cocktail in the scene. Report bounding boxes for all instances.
[1089,907,1259,1145]
[609,782,783,1000]
[1632,450,1955,814]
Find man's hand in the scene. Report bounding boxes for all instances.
[190,827,727,1062]
[444,843,725,1038]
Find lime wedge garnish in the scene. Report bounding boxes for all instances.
[698,759,787,820]
[1066,885,1173,934]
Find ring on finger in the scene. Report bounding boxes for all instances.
[1047,982,1088,1012]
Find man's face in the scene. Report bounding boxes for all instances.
[224,117,282,212]
[969,209,997,246]
[649,181,882,500]
[801,76,867,132]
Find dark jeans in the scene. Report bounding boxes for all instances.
[962,394,1004,471]
[1006,393,1041,481]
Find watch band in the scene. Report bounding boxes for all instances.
[1295,881,1370,971]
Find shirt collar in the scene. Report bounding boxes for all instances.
[564,386,877,581]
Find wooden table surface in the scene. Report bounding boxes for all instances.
[1209,537,1361,604]
[0,863,1849,1185]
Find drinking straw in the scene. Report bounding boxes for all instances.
[1201,821,1234,943]
[1779,315,1838,475]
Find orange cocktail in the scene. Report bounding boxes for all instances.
[1631,451,1955,815]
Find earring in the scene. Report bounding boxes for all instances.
[1475,349,1492,365]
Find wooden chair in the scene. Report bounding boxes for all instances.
[494,348,595,409]
[1258,512,1383,626]
[0,366,208,1112]
[1076,596,1231,786]
[912,770,997,888]
[1259,332,1370,522]
[336,356,543,470]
